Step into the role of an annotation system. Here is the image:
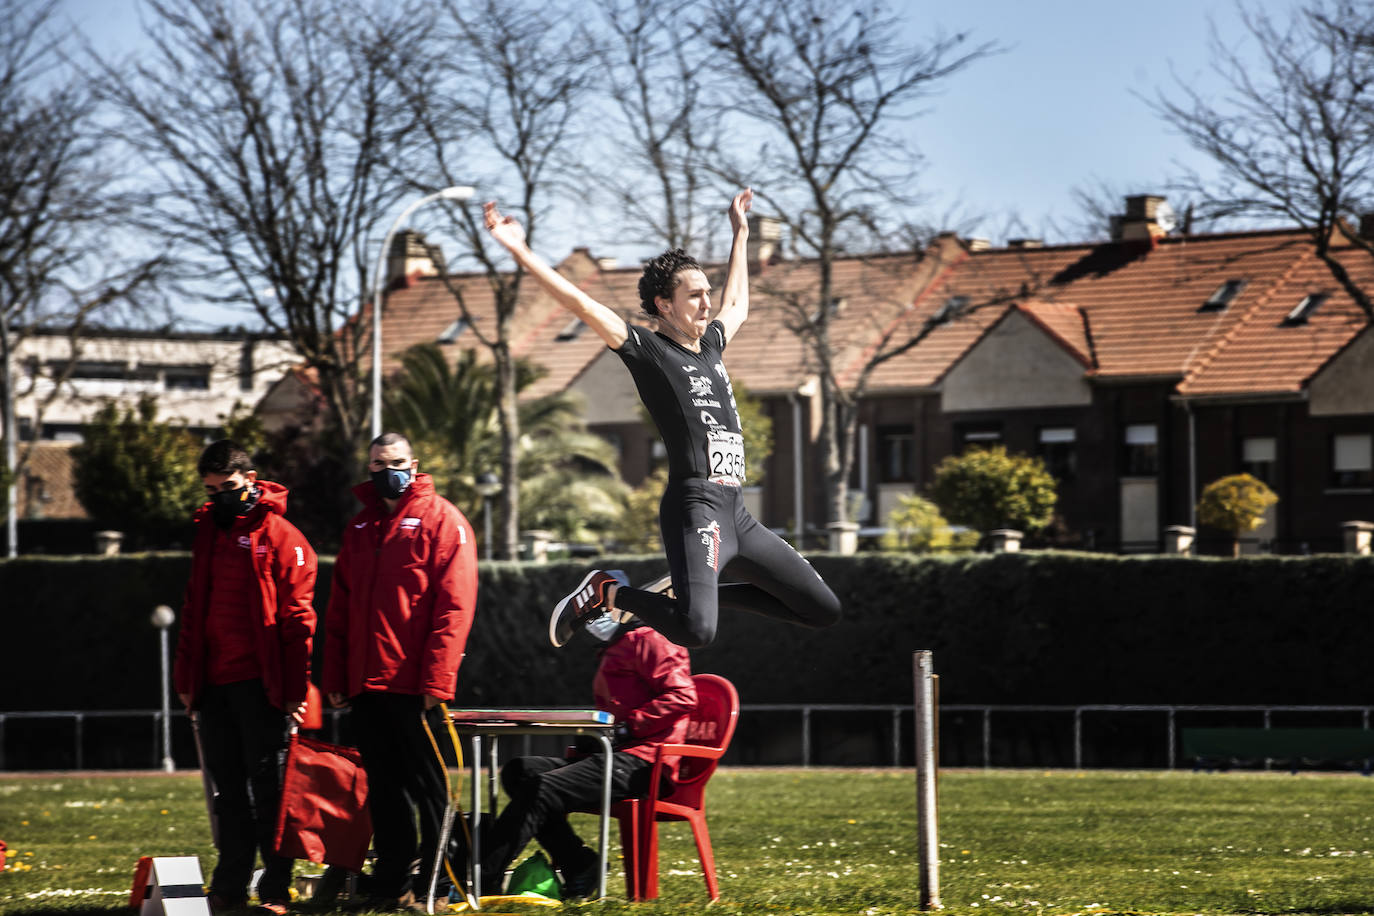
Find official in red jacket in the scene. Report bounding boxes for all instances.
[323,432,478,910]
[174,439,317,916]
[479,617,697,898]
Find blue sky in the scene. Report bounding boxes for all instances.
[55,0,1295,324]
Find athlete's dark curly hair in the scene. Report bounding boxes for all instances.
[637,248,702,316]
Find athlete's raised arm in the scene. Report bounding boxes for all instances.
[484,202,628,349]
[715,188,753,343]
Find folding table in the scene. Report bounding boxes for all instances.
[431,708,616,913]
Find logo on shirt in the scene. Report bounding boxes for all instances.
[697,520,721,571]
[400,517,422,529]
[700,410,724,428]
[692,398,721,408]
[680,364,697,372]
[237,535,251,549]
[255,545,268,556]
[688,376,714,397]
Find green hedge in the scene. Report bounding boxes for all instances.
[4,551,1373,712]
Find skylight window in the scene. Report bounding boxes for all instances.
[931,295,969,324]
[555,317,587,341]
[1199,279,1246,312]
[436,317,470,343]
[1282,292,1329,326]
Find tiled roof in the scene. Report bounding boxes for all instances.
[374,226,1373,405]
[865,228,1365,398]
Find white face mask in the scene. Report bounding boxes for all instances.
[584,612,620,643]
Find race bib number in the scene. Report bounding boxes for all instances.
[707,430,747,482]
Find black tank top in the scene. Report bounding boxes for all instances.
[615,319,747,482]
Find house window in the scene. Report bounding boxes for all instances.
[555,317,587,341]
[877,426,914,483]
[960,425,1002,450]
[1037,427,1077,481]
[649,438,668,473]
[1199,279,1246,312]
[1241,437,1276,486]
[437,317,470,343]
[1124,424,1158,476]
[1282,292,1329,326]
[1332,433,1373,488]
[163,366,211,390]
[931,295,969,325]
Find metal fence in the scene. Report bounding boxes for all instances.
[5,704,1374,771]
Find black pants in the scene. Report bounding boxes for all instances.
[480,753,652,885]
[614,477,842,647]
[196,679,292,902]
[350,692,452,899]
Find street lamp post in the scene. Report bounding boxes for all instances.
[370,185,475,439]
[151,604,177,773]
[475,471,502,561]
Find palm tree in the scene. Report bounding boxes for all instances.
[383,344,625,553]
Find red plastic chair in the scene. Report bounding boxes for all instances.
[611,673,739,901]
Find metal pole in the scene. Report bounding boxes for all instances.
[371,187,473,439]
[160,627,174,772]
[1073,708,1083,770]
[2,315,18,558]
[789,393,804,545]
[913,650,941,910]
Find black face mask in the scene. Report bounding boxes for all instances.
[210,486,258,530]
[370,467,412,501]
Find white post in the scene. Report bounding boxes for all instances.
[913,650,941,910]
[152,605,177,772]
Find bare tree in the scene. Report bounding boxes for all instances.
[86,0,423,484]
[1154,0,1374,319]
[698,0,998,528]
[584,0,715,254]
[389,0,594,558]
[0,0,162,554]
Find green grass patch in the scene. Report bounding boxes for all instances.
[3,769,1374,915]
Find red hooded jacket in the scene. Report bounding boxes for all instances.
[173,480,318,711]
[594,626,697,778]
[322,473,477,701]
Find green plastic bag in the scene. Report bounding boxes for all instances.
[504,851,562,900]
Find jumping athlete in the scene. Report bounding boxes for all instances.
[484,189,841,648]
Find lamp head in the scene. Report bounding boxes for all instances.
[151,605,176,629]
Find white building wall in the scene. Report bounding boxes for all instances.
[13,332,296,435]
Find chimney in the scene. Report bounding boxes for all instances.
[387,230,442,286]
[965,237,991,252]
[596,257,618,271]
[747,215,783,264]
[1006,238,1044,249]
[1114,194,1171,242]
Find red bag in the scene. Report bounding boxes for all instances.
[273,734,372,871]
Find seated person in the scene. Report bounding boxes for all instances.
[479,608,697,897]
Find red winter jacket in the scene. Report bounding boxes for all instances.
[322,474,477,701]
[173,480,318,711]
[594,626,697,778]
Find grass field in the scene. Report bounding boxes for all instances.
[2,768,1374,915]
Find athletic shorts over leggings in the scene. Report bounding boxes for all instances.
[613,477,841,648]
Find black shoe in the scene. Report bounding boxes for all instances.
[560,848,603,900]
[549,569,627,647]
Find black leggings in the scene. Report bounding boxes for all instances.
[613,477,841,647]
